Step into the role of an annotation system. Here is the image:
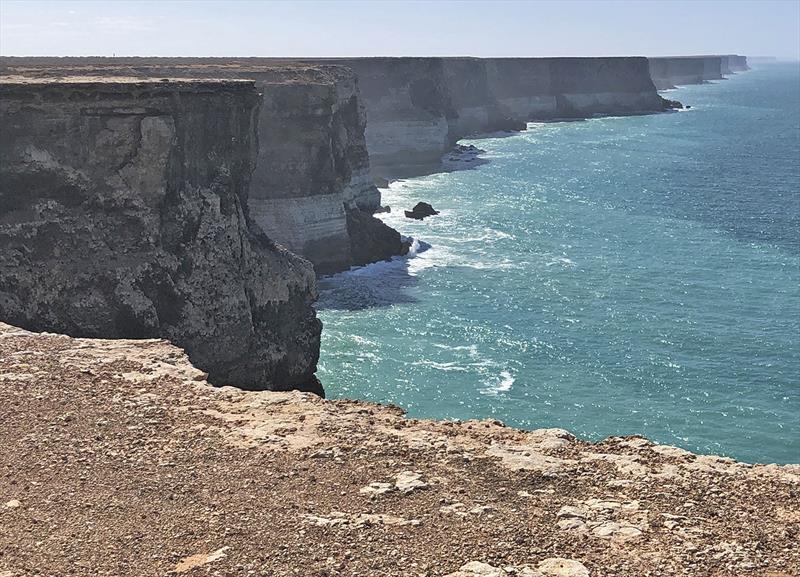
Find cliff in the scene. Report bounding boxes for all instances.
[725,54,750,72]
[1,323,797,576]
[1,56,747,236]
[0,76,322,392]
[648,55,748,90]
[311,57,667,179]
[0,58,406,275]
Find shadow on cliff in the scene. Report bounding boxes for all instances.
[316,240,431,311]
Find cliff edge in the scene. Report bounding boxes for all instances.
[0,77,321,392]
[1,323,797,576]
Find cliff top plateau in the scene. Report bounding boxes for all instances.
[1,323,797,577]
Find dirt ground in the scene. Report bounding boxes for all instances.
[1,323,797,577]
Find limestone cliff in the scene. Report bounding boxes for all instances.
[1,323,797,576]
[0,58,406,275]
[648,55,748,90]
[725,54,750,72]
[0,77,321,392]
[315,57,667,179]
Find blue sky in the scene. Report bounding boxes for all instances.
[1,0,798,58]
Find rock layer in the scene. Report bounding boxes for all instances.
[0,77,321,392]
[1,323,797,576]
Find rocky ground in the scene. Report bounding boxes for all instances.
[0,323,797,577]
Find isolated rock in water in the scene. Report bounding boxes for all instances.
[405,202,440,220]
[454,144,484,153]
[447,143,487,163]
[660,96,685,110]
[374,205,391,214]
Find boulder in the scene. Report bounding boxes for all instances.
[405,202,440,220]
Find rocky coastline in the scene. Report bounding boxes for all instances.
[1,54,795,576]
[0,322,797,576]
[0,56,748,392]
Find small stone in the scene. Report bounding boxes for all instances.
[444,562,507,577]
[174,546,230,573]
[4,499,21,509]
[395,471,429,493]
[537,558,590,577]
[557,505,588,519]
[359,482,394,496]
[557,518,587,531]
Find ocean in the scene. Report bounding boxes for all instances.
[317,63,800,465]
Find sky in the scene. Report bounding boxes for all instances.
[1,0,798,59]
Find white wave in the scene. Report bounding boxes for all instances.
[481,370,515,396]
[417,360,471,372]
[546,256,576,267]
[432,343,479,356]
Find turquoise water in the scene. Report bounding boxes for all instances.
[318,63,800,465]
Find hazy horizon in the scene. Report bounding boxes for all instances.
[1,0,799,60]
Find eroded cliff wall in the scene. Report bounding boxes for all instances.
[317,57,666,179]
[647,55,747,90]
[726,54,750,72]
[0,58,405,275]
[0,77,322,392]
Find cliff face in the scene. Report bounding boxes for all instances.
[318,58,456,179]
[0,58,405,275]
[0,77,322,392]
[725,54,750,72]
[486,57,663,121]
[246,65,391,274]
[647,55,747,90]
[318,57,665,179]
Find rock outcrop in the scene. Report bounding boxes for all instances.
[405,202,440,220]
[0,77,321,392]
[1,323,797,576]
[0,58,407,275]
[648,55,748,90]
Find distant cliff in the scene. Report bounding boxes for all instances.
[648,55,748,90]
[0,58,406,275]
[0,77,322,392]
[309,57,666,178]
